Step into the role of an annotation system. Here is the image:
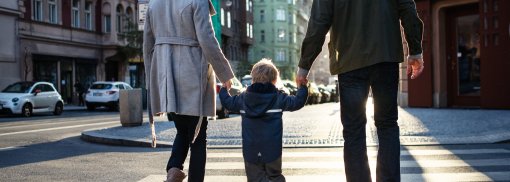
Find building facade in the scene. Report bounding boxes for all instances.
[251,0,311,80]
[400,0,510,109]
[0,1,22,90]
[219,0,254,78]
[13,0,138,104]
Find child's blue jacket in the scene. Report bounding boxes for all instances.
[219,83,308,163]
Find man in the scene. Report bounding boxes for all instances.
[297,0,424,181]
[73,80,84,106]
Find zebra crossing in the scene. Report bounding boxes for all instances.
[139,147,510,182]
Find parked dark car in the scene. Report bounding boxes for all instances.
[307,83,321,105]
[318,85,331,103]
[327,84,339,102]
[282,80,298,95]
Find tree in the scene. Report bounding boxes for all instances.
[118,17,143,61]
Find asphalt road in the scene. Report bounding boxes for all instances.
[0,110,121,149]
[0,106,509,181]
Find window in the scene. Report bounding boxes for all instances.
[102,3,111,33]
[289,32,294,43]
[227,11,232,28]
[48,0,58,24]
[116,5,123,32]
[260,10,265,22]
[276,50,285,61]
[276,9,285,21]
[278,29,286,41]
[85,1,93,30]
[31,85,45,93]
[250,24,253,38]
[33,0,43,21]
[72,0,80,28]
[246,0,249,11]
[261,30,265,43]
[249,0,252,12]
[104,15,111,33]
[126,7,134,31]
[221,8,225,26]
[246,23,250,37]
[42,84,55,92]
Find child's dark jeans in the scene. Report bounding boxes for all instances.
[244,157,285,182]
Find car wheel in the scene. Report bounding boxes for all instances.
[21,103,32,117]
[53,102,63,115]
[86,103,96,111]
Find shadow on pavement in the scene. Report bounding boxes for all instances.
[0,136,167,169]
[400,145,510,181]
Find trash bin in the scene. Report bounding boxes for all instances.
[119,89,143,127]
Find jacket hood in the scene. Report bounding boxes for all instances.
[243,83,278,118]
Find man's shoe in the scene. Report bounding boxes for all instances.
[164,167,186,182]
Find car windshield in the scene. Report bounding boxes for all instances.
[2,82,34,93]
[90,84,113,90]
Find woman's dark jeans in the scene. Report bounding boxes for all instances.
[339,62,400,182]
[166,114,208,182]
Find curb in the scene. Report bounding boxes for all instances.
[81,130,510,149]
[81,132,172,148]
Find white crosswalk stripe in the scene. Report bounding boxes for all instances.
[139,148,510,182]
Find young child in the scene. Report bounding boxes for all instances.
[219,59,308,182]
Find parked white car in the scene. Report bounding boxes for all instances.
[84,81,133,111]
[0,81,64,117]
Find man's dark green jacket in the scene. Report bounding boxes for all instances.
[299,0,424,75]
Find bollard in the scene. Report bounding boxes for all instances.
[120,89,143,127]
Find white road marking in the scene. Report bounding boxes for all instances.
[139,172,510,182]
[181,158,510,170]
[0,146,24,152]
[0,116,120,129]
[0,121,119,136]
[204,149,510,158]
[140,148,510,182]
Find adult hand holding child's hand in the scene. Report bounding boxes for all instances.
[223,79,232,90]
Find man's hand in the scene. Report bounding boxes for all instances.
[223,79,232,90]
[296,68,309,86]
[407,57,424,79]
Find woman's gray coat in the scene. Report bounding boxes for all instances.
[143,0,234,117]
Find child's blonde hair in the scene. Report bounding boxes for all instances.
[250,59,279,84]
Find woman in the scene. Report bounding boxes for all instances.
[143,0,234,181]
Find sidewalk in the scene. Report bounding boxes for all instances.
[81,101,510,148]
[64,104,87,111]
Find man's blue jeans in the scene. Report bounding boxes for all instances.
[339,62,400,182]
[167,114,208,182]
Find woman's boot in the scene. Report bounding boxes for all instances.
[164,167,186,182]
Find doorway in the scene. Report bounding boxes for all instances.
[60,61,73,104]
[446,3,481,107]
[105,61,119,81]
